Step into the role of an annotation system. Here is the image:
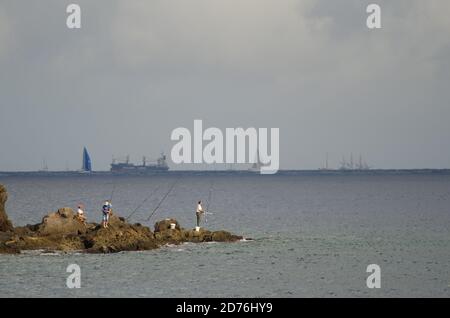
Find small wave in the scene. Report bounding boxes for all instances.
[163,242,191,250]
[21,249,61,256]
[20,249,84,256]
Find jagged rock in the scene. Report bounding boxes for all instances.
[37,207,87,236]
[153,218,184,243]
[0,231,19,254]
[183,228,209,242]
[83,214,158,253]
[10,234,85,252]
[154,229,184,243]
[154,218,181,232]
[0,184,14,232]
[182,228,242,243]
[212,230,242,242]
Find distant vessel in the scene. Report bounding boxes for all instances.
[319,152,330,171]
[340,154,371,171]
[39,158,49,172]
[80,147,92,173]
[110,153,169,174]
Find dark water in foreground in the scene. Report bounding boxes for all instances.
[0,174,449,297]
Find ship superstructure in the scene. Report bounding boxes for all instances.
[110,153,169,174]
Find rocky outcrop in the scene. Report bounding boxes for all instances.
[0,184,244,254]
[0,184,14,232]
[153,218,242,244]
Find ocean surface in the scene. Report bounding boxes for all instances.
[0,173,449,297]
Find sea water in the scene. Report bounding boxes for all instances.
[0,173,449,297]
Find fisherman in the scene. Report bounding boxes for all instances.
[102,200,112,228]
[196,200,204,228]
[76,204,87,225]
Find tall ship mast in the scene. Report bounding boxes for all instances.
[340,153,371,171]
[40,158,49,172]
[339,156,349,170]
[319,152,330,170]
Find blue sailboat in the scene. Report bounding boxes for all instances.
[81,147,92,172]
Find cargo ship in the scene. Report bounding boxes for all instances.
[110,153,169,174]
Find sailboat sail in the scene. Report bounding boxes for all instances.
[82,147,92,172]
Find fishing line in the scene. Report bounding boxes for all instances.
[144,177,180,222]
[109,178,117,203]
[205,178,214,223]
[125,184,161,221]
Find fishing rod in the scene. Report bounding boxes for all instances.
[109,178,117,203]
[125,185,161,221]
[144,177,180,222]
[205,178,214,223]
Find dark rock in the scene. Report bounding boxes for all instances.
[0,231,19,254]
[82,214,158,253]
[181,229,242,242]
[212,230,243,242]
[154,218,181,232]
[153,218,185,243]
[154,228,184,243]
[0,184,14,232]
[183,228,209,242]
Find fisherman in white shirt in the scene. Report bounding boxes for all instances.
[196,200,204,228]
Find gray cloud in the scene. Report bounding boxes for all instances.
[0,0,449,170]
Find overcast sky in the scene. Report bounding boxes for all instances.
[0,0,449,171]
